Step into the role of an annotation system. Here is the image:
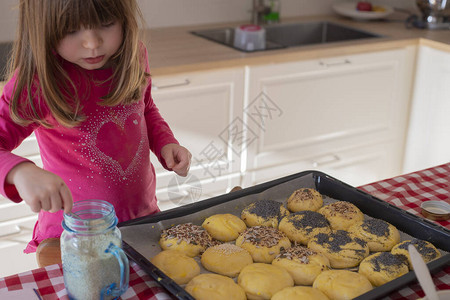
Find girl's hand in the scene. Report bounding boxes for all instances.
[6,162,73,213]
[161,144,192,177]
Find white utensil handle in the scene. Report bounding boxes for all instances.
[408,244,439,300]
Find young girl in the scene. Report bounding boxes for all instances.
[0,0,191,253]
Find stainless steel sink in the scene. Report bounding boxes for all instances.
[191,21,382,52]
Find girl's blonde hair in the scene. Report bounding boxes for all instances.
[8,0,148,127]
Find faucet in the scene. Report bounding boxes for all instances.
[251,0,271,25]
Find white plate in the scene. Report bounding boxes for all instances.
[332,2,394,20]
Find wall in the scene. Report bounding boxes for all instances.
[0,0,420,42]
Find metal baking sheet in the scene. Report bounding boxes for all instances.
[119,170,450,300]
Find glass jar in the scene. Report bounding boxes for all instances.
[61,200,129,300]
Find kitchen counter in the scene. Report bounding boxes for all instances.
[1,163,449,299]
[145,15,450,76]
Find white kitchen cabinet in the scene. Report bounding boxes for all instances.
[243,47,416,187]
[149,68,245,210]
[403,45,450,173]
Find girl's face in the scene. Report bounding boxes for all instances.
[56,21,123,70]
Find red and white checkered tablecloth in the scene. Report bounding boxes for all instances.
[0,163,449,299]
[358,163,450,229]
[0,262,172,300]
[358,162,450,300]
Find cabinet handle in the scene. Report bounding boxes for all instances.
[311,154,340,167]
[319,59,351,68]
[152,79,191,90]
[0,224,21,238]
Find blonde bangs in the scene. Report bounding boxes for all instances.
[54,0,126,42]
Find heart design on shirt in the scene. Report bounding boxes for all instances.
[83,104,147,180]
[96,113,143,172]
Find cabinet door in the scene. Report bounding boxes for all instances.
[244,47,415,187]
[0,135,40,277]
[150,68,245,209]
[403,45,450,173]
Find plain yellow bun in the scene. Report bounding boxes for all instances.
[272,286,330,300]
[235,226,291,263]
[318,201,364,230]
[278,211,332,245]
[287,188,323,212]
[272,245,330,285]
[358,252,409,287]
[348,218,400,252]
[238,263,294,300]
[202,214,247,242]
[150,250,200,285]
[201,243,253,277]
[391,239,441,270]
[313,270,373,300]
[159,223,215,257]
[185,273,246,300]
[307,230,369,268]
[241,200,289,228]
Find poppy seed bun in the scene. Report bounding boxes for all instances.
[358,252,409,286]
[348,218,400,252]
[241,200,289,228]
[307,230,369,268]
[391,239,441,270]
[278,211,332,245]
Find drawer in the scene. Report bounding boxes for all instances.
[244,142,401,187]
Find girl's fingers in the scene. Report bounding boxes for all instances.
[29,200,42,213]
[49,192,63,213]
[60,185,73,214]
[40,197,52,211]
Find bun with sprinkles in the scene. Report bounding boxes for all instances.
[348,218,400,252]
[236,226,291,263]
[272,245,330,285]
[287,188,323,212]
[201,243,253,277]
[278,211,332,245]
[159,223,219,257]
[307,230,369,268]
[241,200,289,228]
[391,239,441,270]
[358,252,409,287]
[318,201,364,230]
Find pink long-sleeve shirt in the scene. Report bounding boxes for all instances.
[0,52,178,253]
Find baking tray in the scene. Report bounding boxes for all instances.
[119,170,450,300]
